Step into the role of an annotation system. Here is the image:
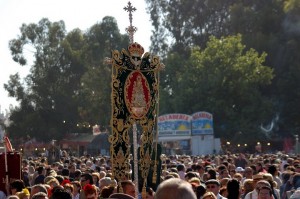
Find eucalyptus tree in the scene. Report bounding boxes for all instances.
[78,16,129,129]
[6,18,84,141]
[5,17,129,141]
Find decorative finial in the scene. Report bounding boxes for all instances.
[124,1,137,44]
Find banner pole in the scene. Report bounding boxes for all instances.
[132,123,139,199]
[3,136,9,193]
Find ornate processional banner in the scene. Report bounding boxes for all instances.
[109,42,163,191]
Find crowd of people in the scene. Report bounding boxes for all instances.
[1,152,300,199]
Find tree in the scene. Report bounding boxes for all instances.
[161,35,274,141]
[147,0,300,138]
[77,16,129,129]
[5,17,129,141]
[6,18,81,141]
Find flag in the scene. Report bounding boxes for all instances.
[3,135,13,152]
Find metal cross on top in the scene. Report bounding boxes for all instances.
[124,1,137,44]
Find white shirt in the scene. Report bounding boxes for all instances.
[244,190,258,199]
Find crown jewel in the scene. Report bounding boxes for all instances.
[128,42,144,57]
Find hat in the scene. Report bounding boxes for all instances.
[253,174,264,180]
[205,179,220,186]
[235,167,245,172]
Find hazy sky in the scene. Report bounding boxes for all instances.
[0,0,152,113]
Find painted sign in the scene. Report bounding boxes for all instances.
[191,111,213,135]
[158,114,191,137]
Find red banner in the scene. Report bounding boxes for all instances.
[0,152,21,194]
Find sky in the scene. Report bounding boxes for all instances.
[0,0,152,114]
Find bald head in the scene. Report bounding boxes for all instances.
[154,178,197,199]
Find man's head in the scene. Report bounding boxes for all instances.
[30,184,48,199]
[244,167,253,178]
[258,186,273,199]
[154,178,197,199]
[205,179,220,196]
[31,192,48,199]
[120,180,135,198]
[252,174,264,187]
[80,173,93,187]
[255,180,271,192]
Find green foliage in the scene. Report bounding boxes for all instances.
[5,17,128,142]
[162,35,274,140]
[5,0,300,145]
[146,0,300,140]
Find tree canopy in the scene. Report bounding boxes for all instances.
[3,0,300,146]
[146,0,300,141]
[5,17,129,142]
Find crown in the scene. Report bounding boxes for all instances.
[128,42,144,57]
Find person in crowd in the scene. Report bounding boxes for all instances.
[47,178,60,190]
[68,164,77,180]
[219,169,231,179]
[241,167,254,185]
[16,188,30,199]
[195,184,206,199]
[235,154,248,169]
[195,165,205,180]
[285,173,300,199]
[99,177,112,192]
[226,179,240,199]
[241,179,254,199]
[207,169,218,180]
[256,163,267,174]
[49,186,72,199]
[219,186,228,198]
[257,186,273,199]
[63,183,74,197]
[34,166,46,185]
[202,191,217,199]
[10,180,26,195]
[91,173,100,187]
[268,165,282,188]
[229,169,236,178]
[71,181,81,199]
[262,173,280,199]
[99,185,115,198]
[205,179,227,199]
[30,184,48,199]
[83,184,97,199]
[119,180,136,198]
[31,192,48,199]
[79,173,93,199]
[189,177,201,186]
[154,178,197,199]
[280,171,293,199]
[220,178,230,188]
[177,164,186,180]
[244,180,271,199]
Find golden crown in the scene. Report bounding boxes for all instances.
[128,42,144,57]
